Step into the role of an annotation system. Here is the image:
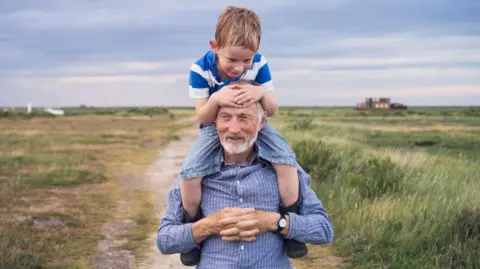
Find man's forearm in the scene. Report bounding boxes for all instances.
[196,95,219,124]
[260,91,278,117]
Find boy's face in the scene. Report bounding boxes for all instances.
[210,40,255,80]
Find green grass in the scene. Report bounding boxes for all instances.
[270,107,480,269]
[24,169,106,188]
[0,110,195,269]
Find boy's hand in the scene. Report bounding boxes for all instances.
[228,84,265,107]
[213,87,243,108]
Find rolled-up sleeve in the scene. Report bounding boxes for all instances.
[285,164,334,245]
[156,181,200,254]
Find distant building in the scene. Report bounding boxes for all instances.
[355,97,406,110]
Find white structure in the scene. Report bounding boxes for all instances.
[27,103,32,113]
[44,107,65,116]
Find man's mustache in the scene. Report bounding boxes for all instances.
[225,133,246,140]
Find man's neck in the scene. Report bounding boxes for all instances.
[223,147,254,165]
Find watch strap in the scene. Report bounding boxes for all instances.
[275,212,287,234]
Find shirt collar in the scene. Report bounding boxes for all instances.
[220,143,261,167]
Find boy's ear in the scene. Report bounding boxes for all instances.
[209,40,218,53]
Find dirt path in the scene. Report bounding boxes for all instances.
[137,121,199,269]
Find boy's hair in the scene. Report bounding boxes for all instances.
[215,5,262,52]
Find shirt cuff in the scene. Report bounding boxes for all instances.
[183,223,202,250]
[285,213,300,240]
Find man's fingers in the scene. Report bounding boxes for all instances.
[241,236,257,242]
[223,207,255,218]
[220,227,241,236]
[219,216,242,225]
[239,228,260,238]
[236,220,258,228]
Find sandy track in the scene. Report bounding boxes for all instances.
[137,121,199,269]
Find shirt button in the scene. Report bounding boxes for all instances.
[239,198,243,202]
[240,245,244,250]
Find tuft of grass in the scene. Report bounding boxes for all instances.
[24,169,106,188]
[347,157,404,200]
[293,140,339,183]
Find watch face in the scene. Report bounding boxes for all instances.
[279,218,287,228]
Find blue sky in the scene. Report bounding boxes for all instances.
[1,0,479,107]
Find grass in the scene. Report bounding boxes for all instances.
[0,108,194,268]
[269,107,480,269]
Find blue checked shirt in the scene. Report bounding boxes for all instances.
[157,146,334,269]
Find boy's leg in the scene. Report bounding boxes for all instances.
[256,122,308,258]
[180,177,202,219]
[179,177,203,266]
[177,124,222,266]
[273,163,299,208]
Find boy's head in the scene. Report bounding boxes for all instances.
[210,6,262,80]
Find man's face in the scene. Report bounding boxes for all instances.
[210,41,255,80]
[216,104,264,155]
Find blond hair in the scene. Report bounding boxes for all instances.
[215,5,262,52]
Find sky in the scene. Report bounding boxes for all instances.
[1,0,479,107]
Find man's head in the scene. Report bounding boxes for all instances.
[209,5,261,80]
[216,81,266,155]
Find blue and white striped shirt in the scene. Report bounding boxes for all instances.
[157,147,334,269]
[189,50,275,99]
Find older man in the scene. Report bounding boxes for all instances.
[156,101,334,268]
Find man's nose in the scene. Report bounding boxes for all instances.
[228,119,241,133]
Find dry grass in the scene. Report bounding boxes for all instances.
[0,110,194,268]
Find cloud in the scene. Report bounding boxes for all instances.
[1,0,479,107]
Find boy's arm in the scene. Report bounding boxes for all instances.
[194,97,219,125]
[259,91,278,117]
[189,64,242,124]
[255,55,278,117]
[189,63,219,125]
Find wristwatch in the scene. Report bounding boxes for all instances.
[275,213,288,233]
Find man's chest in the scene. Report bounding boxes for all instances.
[200,165,280,214]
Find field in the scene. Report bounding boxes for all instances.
[268,107,480,269]
[0,107,194,269]
[1,106,479,269]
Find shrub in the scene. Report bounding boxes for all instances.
[289,116,315,130]
[347,156,404,199]
[293,140,339,183]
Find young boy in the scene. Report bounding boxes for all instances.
[179,5,307,266]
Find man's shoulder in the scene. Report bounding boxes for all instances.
[191,50,214,71]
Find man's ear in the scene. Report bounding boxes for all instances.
[209,40,218,53]
[258,111,267,129]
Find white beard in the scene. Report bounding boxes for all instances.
[221,131,258,155]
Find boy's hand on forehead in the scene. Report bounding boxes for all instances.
[212,86,243,108]
[227,83,265,107]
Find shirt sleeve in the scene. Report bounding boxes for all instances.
[156,179,200,254]
[189,63,210,99]
[254,55,274,92]
[284,163,334,245]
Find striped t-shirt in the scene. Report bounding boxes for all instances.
[189,50,274,99]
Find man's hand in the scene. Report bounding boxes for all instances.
[218,211,280,242]
[208,207,257,235]
[212,87,243,108]
[192,207,256,244]
[228,84,265,107]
